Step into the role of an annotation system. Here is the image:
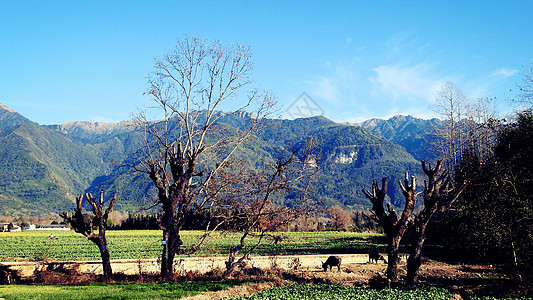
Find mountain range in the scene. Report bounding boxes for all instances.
[0,103,438,216]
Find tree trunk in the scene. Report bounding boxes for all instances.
[99,240,113,281]
[61,192,116,282]
[89,236,112,281]
[98,215,113,281]
[387,235,402,282]
[160,206,179,279]
[161,229,172,279]
[223,246,239,279]
[406,221,429,286]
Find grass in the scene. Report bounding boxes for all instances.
[0,280,246,300]
[0,230,386,261]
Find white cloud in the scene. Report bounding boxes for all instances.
[304,58,360,105]
[491,68,518,78]
[370,63,446,103]
[309,76,342,104]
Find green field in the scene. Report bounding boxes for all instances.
[0,230,386,261]
[0,281,247,300]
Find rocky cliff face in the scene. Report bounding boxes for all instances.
[333,149,358,164]
[58,120,134,135]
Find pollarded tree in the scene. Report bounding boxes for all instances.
[362,174,417,282]
[406,160,466,286]
[132,35,276,278]
[60,191,116,281]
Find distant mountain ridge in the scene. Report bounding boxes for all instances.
[0,103,36,133]
[356,115,440,161]
[0,103,439,216]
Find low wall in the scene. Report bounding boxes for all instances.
[1,253,397,279]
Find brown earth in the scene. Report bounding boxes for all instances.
[184,258,519,300]
[23,258,520,299]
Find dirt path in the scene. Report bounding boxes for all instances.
[183,282,286,300]
[17,256,513,299]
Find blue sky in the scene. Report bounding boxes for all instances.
[1,1,531,125]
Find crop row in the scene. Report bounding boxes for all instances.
[0,230,385,261]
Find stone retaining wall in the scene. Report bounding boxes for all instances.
[1,253,396,279]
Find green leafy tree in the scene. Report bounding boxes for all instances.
[438,110,533,290]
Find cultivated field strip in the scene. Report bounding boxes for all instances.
[0,230,386,261]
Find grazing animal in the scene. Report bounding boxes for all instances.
[322,255,342,272]
[369,249,387,264]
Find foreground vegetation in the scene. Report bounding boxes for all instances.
[237,284,451,300]
[0,281,245,300]
[0,230,385,261]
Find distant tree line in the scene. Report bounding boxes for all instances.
[107,213,159,230]
[106,207,380,233]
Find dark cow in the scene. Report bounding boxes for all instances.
[369,249,387,263]
[322,255,342,272]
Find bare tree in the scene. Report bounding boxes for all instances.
[405,160,466,285]
[431,81,469,171]
[515,64,533,106]
[131,35,276,278]
[60,191,116,281]
[431,82,499,170]
[327,205,353,231]
[362,174,417,282]
[219,143,318,279]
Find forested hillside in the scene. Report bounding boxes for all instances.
[0,122,108,215]
[0,104,435,216]
[357,115,440,161]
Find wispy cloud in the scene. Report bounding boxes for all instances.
[491,67,518,78]
[304,58,360,105]
[308,75,343,104]
[369,62,446,103]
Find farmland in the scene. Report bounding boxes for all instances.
[1,230,527,299]
[0,280,248,300]
[0,230,385,262]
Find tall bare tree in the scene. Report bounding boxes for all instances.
[362,174,417,282]
[60,191,116,281]
[431,82,498,170]
[515,64,533,106]
[132,35,276,278]
[431,81,469,171]
[406,160,466,286]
